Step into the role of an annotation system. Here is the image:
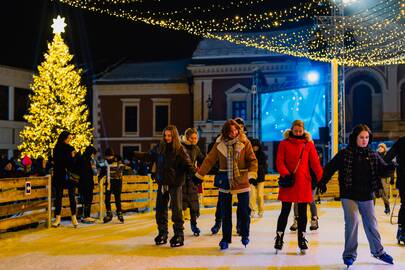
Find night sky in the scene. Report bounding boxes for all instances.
[0,0,307,76]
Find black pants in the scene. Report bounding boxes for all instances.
[105,179,122,213]
[215,196,241,229]
[277,202,308,233]
[399,188,405,235]
[156,185,184,236]
[80,186,94,218]
[219,191,250,243]
[54,180,77,216]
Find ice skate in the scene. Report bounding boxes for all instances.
[219,240,229,250]
[71,215,78,228]
[191,223,200,236]
[397,227,405,245]
[211,221,221,235]
[103,211,113,223]
[289,217,298,231]
[154,233,168,245]
[372,252,394,264]
[169,235,184,247]
[297,232,308,255]
[309,216,319,231]
[343,257,354,268]
[274,232,284,254]
[117,211,124,223]
[241,236,249,247]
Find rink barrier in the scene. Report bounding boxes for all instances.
[0,175,52,232]
[0,173,347,231]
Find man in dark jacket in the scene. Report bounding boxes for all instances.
[148,125,196,247]
[384,136,405,244]
[78,146,97,223]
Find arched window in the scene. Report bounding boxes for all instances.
[352,84,372,128]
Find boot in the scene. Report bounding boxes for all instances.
[52,215,61,227]
[309,216,319,231]
[154,232,168,245]
[274,231,284,252]
[241,236,249,247]
[343,257,355,267]
[169,235,184,247]
[219,240,229,250]
[211,221,221,235]
[384,204,390,215]
[373,252,394,264]
[298,232,308,254]
[397,226,405,245]
[117,211,124,223]
[290,217,298,231]
[103,211,113,223]
[71,215,78,228]
[191,223,201,236]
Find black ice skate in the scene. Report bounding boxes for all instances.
[274,232,284,254]
[241,236,249,247]
[397,226,405,245]
[211,221,221,234]
[297,232,308,254]
[169,235,184,247]
[191,223,200,236]
[117,211,124,223]
[154,233,168,245]
[103,211,113,223]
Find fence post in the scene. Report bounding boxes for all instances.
[47,175,52,228]
[148,175,153,212]
[99,176,104,221]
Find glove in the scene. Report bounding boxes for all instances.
[192,175,203,185]
[249,178,257,186]
[374,189,383,198]
[317,182,327,194]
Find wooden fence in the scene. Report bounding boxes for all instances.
[0,173,344,232]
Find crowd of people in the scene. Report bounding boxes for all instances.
[1,118,404,268]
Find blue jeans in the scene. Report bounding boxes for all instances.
[219,191,250,243]
[341,199,385,260]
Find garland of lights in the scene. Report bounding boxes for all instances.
[58,0,405,66]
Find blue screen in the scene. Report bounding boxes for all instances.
[260,85,326,141]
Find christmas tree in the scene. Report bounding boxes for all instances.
[18,16,93,159]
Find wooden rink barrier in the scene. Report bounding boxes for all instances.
[0,173,344,232]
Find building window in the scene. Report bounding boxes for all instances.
[0,85,8,120]
[121,144,140,160]
[121,98,140,136]
[232,101,247,120]
[14,88,30,121]
[152,98,171,136]
[225,83,252,120]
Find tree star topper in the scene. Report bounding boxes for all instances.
[51,15,66,34]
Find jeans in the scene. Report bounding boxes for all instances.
[341,199,385,259]
[105,179,122,213]
[249,182,265,215]
[155,185,184,236]
[219,191,250,243]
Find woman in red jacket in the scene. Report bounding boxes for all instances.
[274,120,323,254]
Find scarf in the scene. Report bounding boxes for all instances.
[224,136,242,186]
[342,146,380,191]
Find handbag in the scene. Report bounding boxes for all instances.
[214,172,230,190]
[278,143,306,188]
[67,170,80,185]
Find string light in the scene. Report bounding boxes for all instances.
[58,0,405,66]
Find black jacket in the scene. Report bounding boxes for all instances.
[149,143,196,187]
[52,143,75,182]
[78,155,95,191]
[321,147,391,201]
[384,137,405,190]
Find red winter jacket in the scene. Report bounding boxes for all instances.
[276,130,323,203]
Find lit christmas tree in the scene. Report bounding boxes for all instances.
[18,16,93,159]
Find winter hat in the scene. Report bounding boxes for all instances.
[22,155,32,166]
[234,117,245,127]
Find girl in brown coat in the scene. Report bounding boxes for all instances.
[195,119,258,250]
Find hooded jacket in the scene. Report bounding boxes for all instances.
[276,130,323,203]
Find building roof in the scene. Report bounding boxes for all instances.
[96,58,191,84]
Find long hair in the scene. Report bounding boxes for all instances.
[221,119,241,140]
[160,125,182,153]
[348,124,373,147]
[55,131,71,148]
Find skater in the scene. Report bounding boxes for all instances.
[195,119,258,250]
[274,120,323,254]
[384,136,405,245]
[52,131,79,228]
[100,148,125,224]
[181,128,205,236]
[376,143,392,214]
[318,124,394,267]
[249,138,267,218]
[147,125,196,247]
[78,146,97,223]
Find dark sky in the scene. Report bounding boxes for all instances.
[0,0,307,76]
